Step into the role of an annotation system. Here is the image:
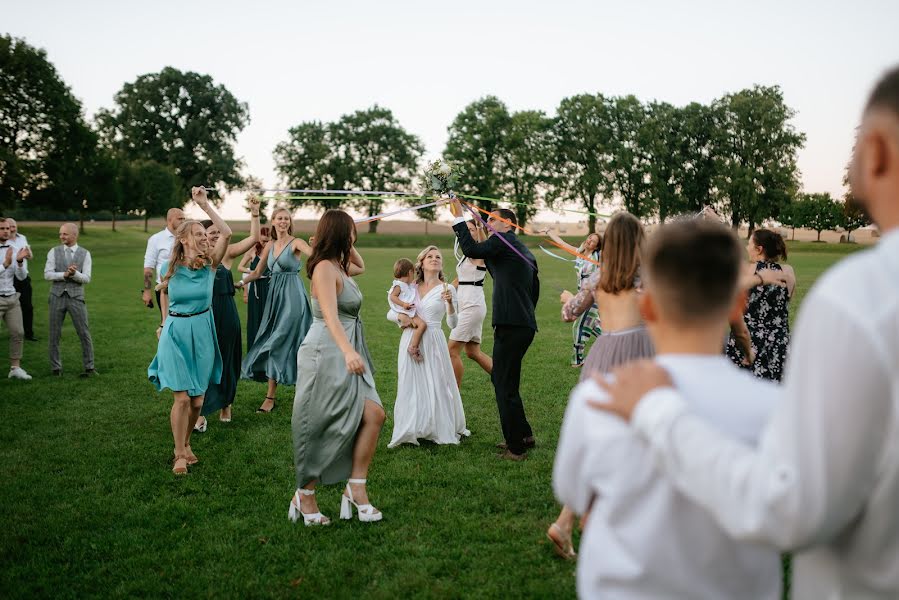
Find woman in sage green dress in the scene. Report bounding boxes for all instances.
[238,208,313,413]
[197,198,261,426]
[237,225,271,350]
[148,187,231,475]
[288,209,385,526]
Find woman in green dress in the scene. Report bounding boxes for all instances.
[288,210,385,526]
[195,196,262,427]
[237,208,313,413]
[148,187,231,475]
[237,225,271,350]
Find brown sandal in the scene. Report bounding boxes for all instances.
[172,455,188,475]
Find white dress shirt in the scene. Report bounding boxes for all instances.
[7,233,29,273]
[44,244,92,284]
[555,355,781,599]
[631,229,899,599]
[144,228,175,283]
[0,240,28,294]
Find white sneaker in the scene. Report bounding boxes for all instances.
[8,367,32,380]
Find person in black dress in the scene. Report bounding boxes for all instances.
[238,225,271,349]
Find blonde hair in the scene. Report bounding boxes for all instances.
[160,220,211,286]
[270,208,294,241]
[414,245,445,285]
[598,212,644,294]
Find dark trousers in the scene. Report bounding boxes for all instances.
[13,276,33,338]
[491,325,535,454]
[155,290,162,316]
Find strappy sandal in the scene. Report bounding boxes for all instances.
[547,523,576,560]
[288,488,331,526]
[256,396,276,413]
[340,478,382,522]
[172,455,188,476]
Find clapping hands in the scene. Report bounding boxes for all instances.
[64,264,78,279]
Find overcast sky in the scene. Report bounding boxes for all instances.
[6,0,899,221]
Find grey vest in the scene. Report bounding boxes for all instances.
[50,245,87,299]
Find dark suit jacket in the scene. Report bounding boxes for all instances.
[453,221,540,331]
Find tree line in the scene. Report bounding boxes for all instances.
[1,35,869,238]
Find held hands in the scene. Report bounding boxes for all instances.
[588,360,674,422]
[344,350,365,375]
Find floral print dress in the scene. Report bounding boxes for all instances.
[726,261,790,382]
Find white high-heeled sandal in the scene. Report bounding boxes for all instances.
[288,488,331,526]
[340,478,382,522]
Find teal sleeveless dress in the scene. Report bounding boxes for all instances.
[241,243,312,385]
[292,273,381,488]
[201,264,241,415]
[148,262,222,396]
[246,254,271,349]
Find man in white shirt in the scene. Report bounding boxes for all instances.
[45,223,95,377]
[143,208,184,316]
[7,219,36,341]
[0,217,32,380]
[589,66,899,599]
[554,220,781,599]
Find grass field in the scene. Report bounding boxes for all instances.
[0,225,865,598]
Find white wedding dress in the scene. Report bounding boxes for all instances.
[388,284,471,448]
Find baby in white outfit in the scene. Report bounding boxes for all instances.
[387,258,427,362]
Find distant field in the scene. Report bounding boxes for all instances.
[0,225,865,598]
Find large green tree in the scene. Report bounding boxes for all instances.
[839,165,871,241]
[497,110,556,228]
[552,93,615,233]
[712,86,805,234]
[642,101,684,222]
[0,35,96,212]
[798,192,842,242]
[329,106,424,233]
[96,67,250,202]
[273,121,337,213]
[444,96,511,211]
[121,159,183,232]
[670,102,719,218]
[608,95,654,218]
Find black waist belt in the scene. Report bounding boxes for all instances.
[169,307,210,318]
[458,281,484,287]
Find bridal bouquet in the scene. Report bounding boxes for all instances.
[421,159,462,197]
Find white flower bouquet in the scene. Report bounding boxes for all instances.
[421,159,462,197]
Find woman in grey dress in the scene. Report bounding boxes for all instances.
[289,210,386,526]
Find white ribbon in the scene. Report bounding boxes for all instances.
[354,200,441,224]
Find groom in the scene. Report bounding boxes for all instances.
[449,198,539,460]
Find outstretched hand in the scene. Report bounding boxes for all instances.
[588,360,674,422]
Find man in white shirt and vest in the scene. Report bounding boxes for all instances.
[590,65,899,599]
[0,217,32,380]
[45,223,95,377]
[7,219,36,341]
[142,207,184,318]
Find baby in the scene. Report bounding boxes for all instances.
[387,258,427,362]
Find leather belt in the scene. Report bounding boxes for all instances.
[458,281,484,287]
[169,307,210,318]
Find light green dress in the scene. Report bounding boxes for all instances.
[292,273,381,488]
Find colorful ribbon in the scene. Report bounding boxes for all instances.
[459,200,537,271]
[539,246,576,263]
[354,200,440,224]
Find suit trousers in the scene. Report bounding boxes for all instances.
[49,293,94,372]
[491,325,535,454]
[0,294,24,361]
[13,276,33,338]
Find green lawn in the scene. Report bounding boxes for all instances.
[0,226,864,598]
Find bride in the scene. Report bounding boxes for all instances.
[388,245,470,448]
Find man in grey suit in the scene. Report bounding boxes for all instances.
[44,223,95,377]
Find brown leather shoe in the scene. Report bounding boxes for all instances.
[498,449,527,461]
[496,436,536,451]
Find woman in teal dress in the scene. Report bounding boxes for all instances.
[237,208,313,413]
[237,225,271,350]
[288,209,385,526]
[148,187,231,475]
[196,198,261,426]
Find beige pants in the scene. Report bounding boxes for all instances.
[0,293,24,361]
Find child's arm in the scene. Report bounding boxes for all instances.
[389,285,411,310]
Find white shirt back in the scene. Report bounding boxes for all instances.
[554,354,781,600]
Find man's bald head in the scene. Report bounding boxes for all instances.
[166,208,186,233]
[6,218,18,237]
[59,223,78,246]
[850,65,899,231]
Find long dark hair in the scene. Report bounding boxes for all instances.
[751,228,787,262]
[306,210,356,278]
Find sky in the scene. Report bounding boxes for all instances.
[5,0,899,221]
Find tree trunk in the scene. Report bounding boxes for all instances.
[368,219,378,234]
[747,221,755,239]
[112,210,117,232]
[79,209,85,235]
[144,214,149,233]
[817,230,822,242]
[585,194,597,234]
[791,227,796,241]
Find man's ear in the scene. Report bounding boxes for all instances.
[638,290,658,324]
[728,289,748,322]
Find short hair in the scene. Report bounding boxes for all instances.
[393,258,414,278]
[751,228,787,262]
[599,212,644,294]
[200,219,214,229]
[643,219,742,325]
[495,208,517,227]
[866,65,899,117]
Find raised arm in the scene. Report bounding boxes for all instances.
[347,246,365,276]
[449,197,499,259]
[235,242,271,287]
[293,237,314,258]
[191,187,231,266]
[313,263,366,375]
[544,229,580,255]
[237,249,255,273]
[226,196,262,259]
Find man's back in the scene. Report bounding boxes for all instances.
[555,355,781,599]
